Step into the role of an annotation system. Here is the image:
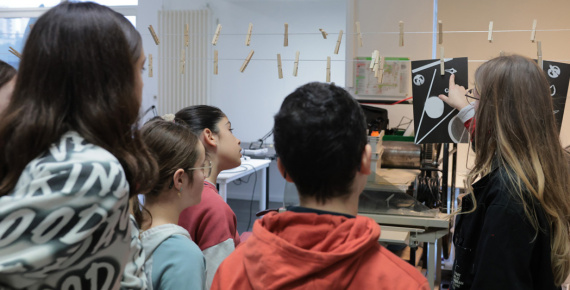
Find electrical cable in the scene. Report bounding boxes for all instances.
[239,164,257,232]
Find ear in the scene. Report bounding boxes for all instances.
[277,158,294,182]
[358,144,372,175]
[201,128,217,148]
[172,169,186,191]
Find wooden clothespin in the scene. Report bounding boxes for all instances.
[214,50,218,75]
[373,52,380,75]
[240,50,254,73]
[8,47,21,59]
[284,23,289,47]
[399,21,404,47]
[148,25,160,45]
[245,23,253,46]
[148,54,153,77]
[369,50,378,70]
[356,21,363,47]
[438,20,443,44]
[378,56,385,84]
[212,24,222,45]
[180,49,186,75]
[293,51,300,76]
[185,24,189,47]
[319,28,328,39]
[440,46,445,76]
[530,19,537,43]
[277,54,283,79]
[488,21,493,42]
[537,41,543,69]
[326,56,331,82]
[334,30,343,54]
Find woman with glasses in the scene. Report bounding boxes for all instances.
[139,116,211,290]
[175,105,243,289]
[440,55,570,289]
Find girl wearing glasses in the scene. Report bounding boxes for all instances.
[139,116,211,290]
[440,55,570,289]
[175,105,243,289]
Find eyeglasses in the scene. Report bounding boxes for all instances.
[187,160,212,178]
[465,88,480,105]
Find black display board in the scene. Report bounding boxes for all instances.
[412,57,469,144]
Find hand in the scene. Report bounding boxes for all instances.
[438,74,470,111]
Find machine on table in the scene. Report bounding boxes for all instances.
[360,105,458,290]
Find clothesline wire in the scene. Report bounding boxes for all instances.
[2,28,570,37]
[2,53,569,63]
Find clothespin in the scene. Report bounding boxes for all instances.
[373,52,380,75]
[537,41,543,69]
[148,25,160,45]
[8,47,21,59]
[334,30,343,54]
[148,54,153,77]
[180,49,185,75]
[185,24,189,47]
[488,21,493,42]
[399,21,404,47]
[530,19,537,43]
[438,20,443,44]
[284,23,289,47]
[212,24,222,45]
[277,54,283,79]
[240,50,254,73]
[378,56,385,84]
[293,51,300,77]
[440,46,445,76]
[326,56,331,82]
[245,23,253,46]
[369,50,378,70]
[214,50,218,75]
[356,21,363,47]
[319,28,328,39]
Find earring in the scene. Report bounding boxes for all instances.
[178,189,182,198]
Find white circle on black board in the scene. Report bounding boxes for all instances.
[448,115,469,143]
[425,96,444,119]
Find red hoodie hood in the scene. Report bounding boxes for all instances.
[241,211,381,289]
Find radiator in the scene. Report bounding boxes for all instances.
[158,9,209,116]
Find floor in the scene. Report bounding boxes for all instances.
[227,198,282,234]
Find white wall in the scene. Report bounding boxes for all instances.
[208,0,346,143]
[137,0,162,124]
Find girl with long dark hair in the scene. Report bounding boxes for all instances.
[0,2,158,289]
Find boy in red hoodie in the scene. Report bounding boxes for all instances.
[212,82,430,290]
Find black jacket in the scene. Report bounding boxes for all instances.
[451,168,558,290]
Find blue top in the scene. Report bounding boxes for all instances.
[141,224,205,290]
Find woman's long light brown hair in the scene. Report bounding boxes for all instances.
[466,55,570,286]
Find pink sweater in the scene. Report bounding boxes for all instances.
[178,181,240,288]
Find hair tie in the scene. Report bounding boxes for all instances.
[161,114,175,122]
